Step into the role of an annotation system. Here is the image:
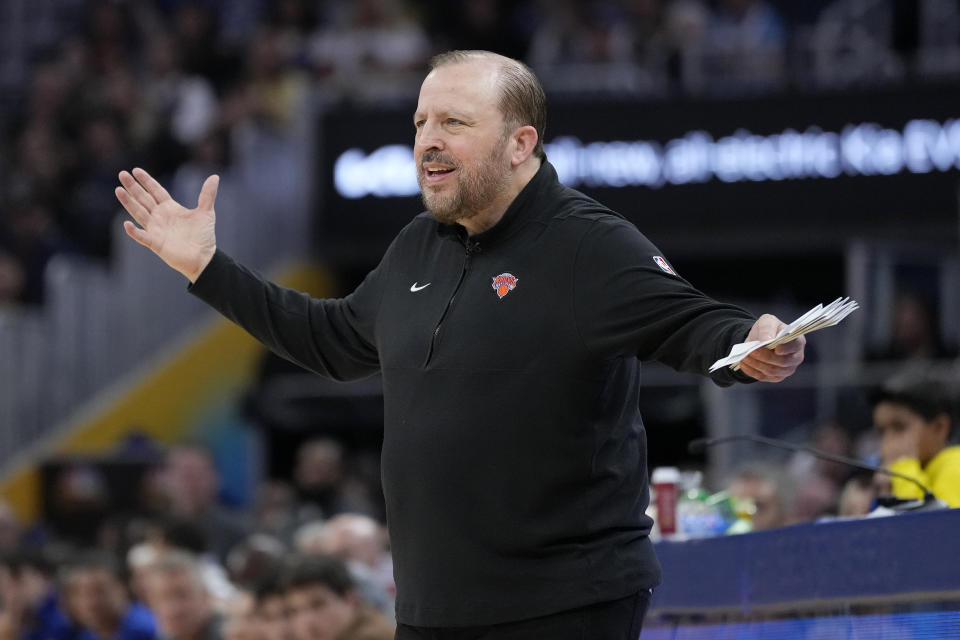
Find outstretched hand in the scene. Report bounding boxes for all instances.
[739,313,806,382]
[115,168,219,283]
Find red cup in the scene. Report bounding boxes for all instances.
[652,466,680,536]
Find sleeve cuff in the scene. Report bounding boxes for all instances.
[187,248,230,297]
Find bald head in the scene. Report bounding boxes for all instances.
[429,51,546,159]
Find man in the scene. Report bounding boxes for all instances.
[162,444,249,562]
[871,377,960,506]
[221,590,257,640]
[281,555,394,640]
[141,553,221,640]
[251,570,291,640]
[59,553,156,640]
[116,50,805,638]
[0,551,70,640]
[726,463,792,531]
[293,515,395,619]
[293,439,375,521]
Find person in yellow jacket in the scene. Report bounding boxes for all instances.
[872,378,960,507]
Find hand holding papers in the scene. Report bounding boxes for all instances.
[710,297,860,373]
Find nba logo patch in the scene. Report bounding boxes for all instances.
[491,273,518,299]
[652,256,677,276]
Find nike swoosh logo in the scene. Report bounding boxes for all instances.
[410,282,431,292]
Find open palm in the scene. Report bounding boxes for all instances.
[115,167,219,282]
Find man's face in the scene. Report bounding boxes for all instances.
[223,592,259,640]
[873,402,945,466]
[64,569,124,630]
[284,585,357,640]
[144,570,211,640]
[255,595,292,640]
[413,60,514,225]
[0,566,19,609]
[729,477,783,531]
[166,449,218,506]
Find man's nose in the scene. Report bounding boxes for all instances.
[415,121,446,153]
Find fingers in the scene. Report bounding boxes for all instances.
[132,167,172,204]
[197,174,220,210]
[739,358,790,383]
[749,337,806,364]
[774,335,806,356]
[746,313,784,342]
[115,185,151,228]
[739,346,804,382]
[119,170,157,212]
[123,220,153,249]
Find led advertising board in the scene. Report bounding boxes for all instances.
[318,85,960,262]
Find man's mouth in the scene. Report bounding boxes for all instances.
[423,165,456,184]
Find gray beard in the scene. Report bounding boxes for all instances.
[419,141,512,226]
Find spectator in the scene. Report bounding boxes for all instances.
[871,376,960,506]
[660,0,710,92]
[0,251,26,304]
[141,553,221,640]
[138,32,218,177]
[221,590,257,640]
[126,544,160,606]
[224,535,286,591]
[2,198,74,304]
[0,504,22,554]
[0,551,71,640]
[838,474,876,518]
[67,113,132,257]
[293,517,394,617]
[726,463,792,530]
[249,482,297,542]
[251,569,290,640]
[293,516,386,573]
[168,4,229,85]
[59,552,157,640]
[293,440,374,522]
[141,518,235,607]
[280,555,393,640]
[788,472,839,524]
[162,446,249,562]
[788,422,854,486]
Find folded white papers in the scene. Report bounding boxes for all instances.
[709,297,860,373]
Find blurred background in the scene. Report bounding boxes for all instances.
[0,0,958,636]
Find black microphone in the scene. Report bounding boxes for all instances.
[688,434,943,507]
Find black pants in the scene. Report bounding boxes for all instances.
[395,589,652,640]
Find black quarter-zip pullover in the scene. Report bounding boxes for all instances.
[189,160,756,626]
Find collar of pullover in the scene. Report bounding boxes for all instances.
[437,159,556,248]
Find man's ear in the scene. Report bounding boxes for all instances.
[510,125,539,166]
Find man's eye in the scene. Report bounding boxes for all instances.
[414,121,424,129]
[447,118,461,125]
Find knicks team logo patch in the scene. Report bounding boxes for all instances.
[652,256,677,276]
[491,273,518,299]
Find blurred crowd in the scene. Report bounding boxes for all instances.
[0,371,955,640]
[714,372,960,536]
[0,438,397,640]
[2,0,958,305]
